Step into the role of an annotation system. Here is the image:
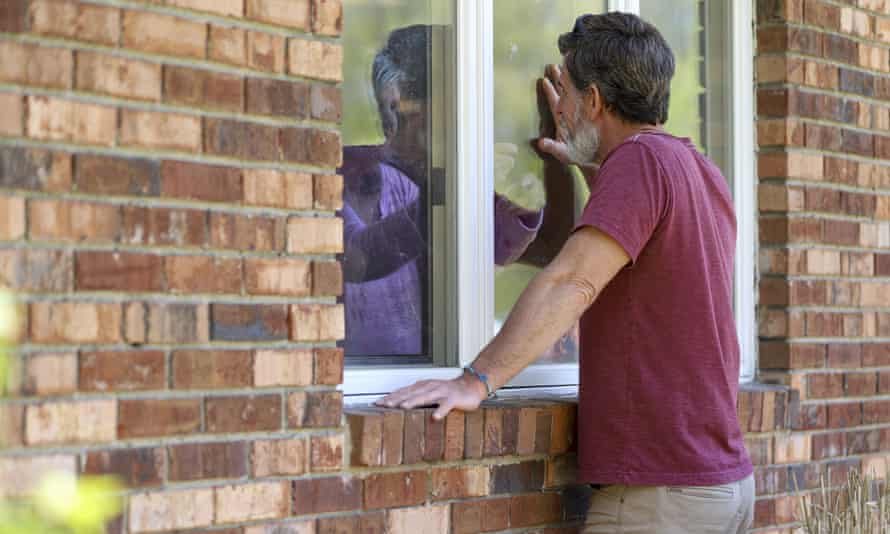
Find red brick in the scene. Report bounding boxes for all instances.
[0,41,72,89]
[314,348,343,385]
[167,0,243,17]
[424,411,445,461]
[206,395,282,433]
[464,410,485,459]
[805,0,841,28]
[483,407,503,457]
[216,482,290,523]
[290,304,344,342]
[312,0,342,35]
[29,301,121,344]
[311,433,344,472]
[162,160,243,203]
[509,493,562,528]
[25,400,116,445]
[120,110,202,152]
[317,512,385,534]
[864,344,890,366]
[204,118,281,161]
[166,255,242,294]
[75,154,160,197]
[347,411,383,466]
[846,372,877,396]
[301,391,342,428]
[247,0,309,30]
[0,0,26,32]
[118,399,201,439]
[210,25,247,66]
[288,39,342,82]
[21,352,76,396]
[168,442,247,481]
[311,86,342,123]
[811,432,844,461]
[210,213,285,252]
[829,402,863,428]
[864,400,890,424]
[121,206,206,247]
[75,251,163,292]
[491,460,546,494]
[247,31,286,73]
[246,77,308,118]
[252,438,308,477]
[443,411,466,461]
[431,466,489,500]
[364,470,427,509]
[84,448,163,488]
[312,261,342,297]
[0,249,73,292]
[245,258,311,297]
[809,373,845,399]
[26,96,114,146]
[164,66,244,112]
[254,349,313,387]
[79,351,166,392]
[287,217,343,253]
[128,489,214,532]
[122,11,207,59]
[0,93,23,137]
[380,409,405,466]
[76,51,161,101]
[29,0,120,45]
[828,343,863,367]
[138,302,210,344]
[0,405,24,447]
[244,169,313,209]
[211,303,288,341]
[291,476,362,516]
[172,350,252,389]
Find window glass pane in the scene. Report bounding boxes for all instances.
[341,1,455,365]
[493,1,607,364]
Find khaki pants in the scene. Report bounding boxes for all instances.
[583,474,755,534]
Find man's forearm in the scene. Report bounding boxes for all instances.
[470,265,598,391]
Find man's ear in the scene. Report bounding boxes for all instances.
[380,99,399,139]
[582,83,603,123]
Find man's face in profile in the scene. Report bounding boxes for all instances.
[380,85,429,170]
[555,59,600,166]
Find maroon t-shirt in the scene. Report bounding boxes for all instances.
[575,131,752,486]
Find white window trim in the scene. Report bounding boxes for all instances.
[342,0,757,399]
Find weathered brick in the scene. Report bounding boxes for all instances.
[0,93,22,136]
[0,0,26,32]
[254,349,313,387]
[317,512,386,534]
[204,118,281,161]
[0,455,77,498]
[314,348,343,385]
[491,460,546,494]
[312,0,342,35]
[291,476,362,516]
[443,411,465,461]
[27,96,115,146]
[122,10,207,59]
[509,493,562,528]
[79,350,166,392]
[364,470,427,509]
[25,400,116,445]
[168,442,247,481]
[0,41,72,89]
[140,302,210,344]
[312,261,342,297]
[246,0,309,30]
[431,466,489,500]
[84,448,164,488]
[0,249,73,292]
[210,25,247,66]
[387,505,450,534]
[129,489,214,533]
[210,213,286,252]
[287,217,343,253]
[167,0,244,17]
[464,410,485,459]
[121,206,206,247]
[216,482,291,523]
[301,391,342,428]
[346,410,383,466]
[289,39,342,82]
[244,169,313,209]
[245,258,311,297]
[76,52,161,101]
[22,352,76,396]
[452,498,510,534]
[290,304,344,342]
[166,255,242,294]
[311,86,342,122]
[76,251,164,292]
[164,66,244,112]
[118,399,202,439]
[0,404,24,447]
[247,31,286,73]
[311,433,344,472]
[206,395,282,433]
[120,109,202,152]
[75,154,160,197]
[379,409,405,465]
[172,350,252,389]
[29,301,121,344]
[211,303,289,341]
[29,0,120,45]
[162,160,243,203]
[0,197,24,241]
[252,438,308,477]
[246,78,308,118]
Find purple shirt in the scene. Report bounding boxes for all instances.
[574,132,752,486]
[341,146,543,357]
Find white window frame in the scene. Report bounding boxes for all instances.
[342,0,756,401]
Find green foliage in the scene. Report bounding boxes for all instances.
[0,288,123,534]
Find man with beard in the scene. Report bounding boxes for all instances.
[379,12,754,533]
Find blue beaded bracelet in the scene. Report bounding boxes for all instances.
[464,364,495,399]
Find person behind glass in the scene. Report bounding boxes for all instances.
[341,25,545,358]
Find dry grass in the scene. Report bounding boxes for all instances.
[796,468,890,533]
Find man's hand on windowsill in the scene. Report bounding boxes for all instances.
[375,372,488,420]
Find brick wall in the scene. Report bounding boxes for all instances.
[754,0,890,531]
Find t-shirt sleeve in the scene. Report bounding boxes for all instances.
[574,141,669,263]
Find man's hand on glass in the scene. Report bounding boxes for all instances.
[375,372,488,420]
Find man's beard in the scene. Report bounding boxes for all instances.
[562,109,600,166]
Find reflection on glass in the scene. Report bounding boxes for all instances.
[493,1,607,364]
